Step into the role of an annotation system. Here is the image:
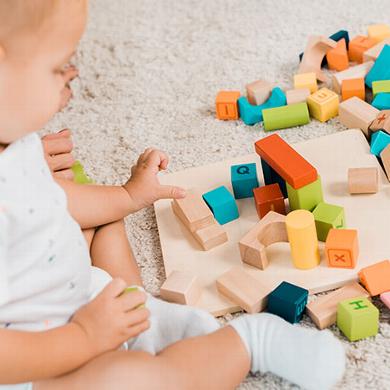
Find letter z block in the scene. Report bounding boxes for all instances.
[325,228,359,269]
[358,259,390,296]
[253,183,286,218]
[312,202,346,242]
[307,88,339,122]
[286,175,323,212]
[216,91,240,120]
[231,163,259,199]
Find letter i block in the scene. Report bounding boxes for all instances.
[337,297,379,341]
[231,163,259,199]
[358,260,390,296]
[307,88,339,122]
[253,183,286,218]
[312,202,346,242]
[267,281,308,323]
[286,176,323,212]
[203,186,239,225]
[215,91,240,120]
[325,229,359,269]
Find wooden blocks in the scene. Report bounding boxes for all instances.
[341,78,365,101]
[160,271,202,305]
[380,291,390,309]
[332,61,374,93]
[253,183,286,218]
[348,167,378,194]
[312,202,346,242]
[216,266,271,313]
[262,102,310,131]
[372,93,390,110]
[358,259,390,296]
[286,88,310,105]
[326,38,349,71]
[368,24,390,43]
[370,130,390,156]
[380,144,390,181]
[286,175,323,212]
[260,158,287,198]
[325,229,359,269]
[372,80,390,97]
[366,44,390,88]
[239,211,288,270]
[363,38,390,62]
[348,35,377,63]
[255,133,318,190]
[306,282,369,329]
[307,87,339,122]
[285,210,320,270]
[337,297,379,341]
[294,72,318,93]
[267,281,309,323]
[246,79,272,106]
[231,163,259,199]
[193,223,228,251]
[370,110,390,133]
[216,91,240,120]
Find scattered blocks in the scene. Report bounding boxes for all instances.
[341,78,365,101]
[348,35,377,63]
[160,271,202,305]
[261,158,287,198]
[363,37,390,62]
[326,38,349,71]
[348,167,378,194]
[267,281,309,323]
[286,88,310,105]
[246,79,273,106]
[231,163,259,199]
[332,61,374,93]
[285,210,320,270]
[368,24,390,43]
[294,72,318,93]
[325,229,359,269]
[262,102,310,131]
[71,161,94,184]
[203,186,239,225]
[337,297,379,341]
[380,291,390,309]
[372,80,390,97]
[370,110,390,134]
[366,45,390,88]
[312,202,346,242]
[358,259,390,296]
[216,91,240,120]
[253,183,286,218]
[287,175,323,212]
[307,87,339,122]
[306,282,369,329]
[380,144,390,181]
[372,93,390,110]
[216,266,271,313]
[370,130,390,156]
[193,223,228,251]
[239,211,288,270]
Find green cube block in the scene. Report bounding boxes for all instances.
[262,102,310,131]
[337,297,379,341]
[312,202,345,241]
[287,176,323,211]
[372,80,390,97]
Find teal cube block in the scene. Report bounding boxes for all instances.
[231,163,259,199]
[312,202,346,242]
[267,281,308,323]
[202,186,239,225]
[370,130,390,156]
[366,45,390,88]
[287,176,323,211]
[372,93,390,110]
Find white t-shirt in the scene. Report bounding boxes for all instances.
[0,133,111,332]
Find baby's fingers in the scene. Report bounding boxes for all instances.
[158,185,186,200]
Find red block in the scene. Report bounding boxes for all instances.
[253,184,286,218]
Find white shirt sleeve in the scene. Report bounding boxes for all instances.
[0,209,9,306]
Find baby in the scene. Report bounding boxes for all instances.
[0,1,346,389]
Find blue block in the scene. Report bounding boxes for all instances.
[370,130,390,156]
[231,163,259,199]
[267,281,309,323]
[202,186,239,225]
[366,45,390,88]
[372,93,390,110]
[238,87,287,126]
[261,158,287,198]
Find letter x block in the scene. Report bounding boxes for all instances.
[231,163,259,199]
[370,110,390,134]
[325,228,359,269]
[312,202,346,242]
[307,87,339,122]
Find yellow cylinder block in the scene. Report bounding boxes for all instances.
[286,209,320,269]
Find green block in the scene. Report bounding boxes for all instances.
[263,102,310,131]
[312,202,345,241]
[372,80,390,97]
[122,285,145,308]
[337,297,379,341]
[72,161,94,184]
[287,176,323,211]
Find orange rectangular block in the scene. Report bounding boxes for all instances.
[326,39,349,71]
[216,91,240,120]
[348,35,377,63]
[325,229,359,269]
[253,184,286,218]
[358,259,390,296]
[341,78,365,101]
[255,134,318,190]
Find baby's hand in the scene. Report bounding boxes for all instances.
[71,278,149,355]
[123,148,186,211]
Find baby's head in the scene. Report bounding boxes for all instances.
[0,0,87,144]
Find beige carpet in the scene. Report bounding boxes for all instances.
[43,0,390,388]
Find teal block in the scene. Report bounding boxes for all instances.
[370,130,390,156]
[366,45,390,88]
[312,202,346,242]
[231,163,259,199]
[263,102,310,131]
[202,186,239,225]
[372,93,390,110]
[287,176,323,211]
[337,297,379,341]
[267,281,308,323]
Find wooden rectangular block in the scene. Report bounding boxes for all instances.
[287,175,323,212]
[380,144,390,181]
[246,79,273,106]
[363,37,390,62]
[255,134,318,190]
[368,24,390,43]
[307,88,339,122]
[216,91,240,120]
[193,222,228,251]
[325,229,359,269]
[294,72,318,93]
[253,183,286,218]
[216,266,271,313]
[262,102,310,131]
[348,167,378,194]
[326,38,349,71]
[358,259,390,296]
[341,78,365,101]
[306,282,370,329]
[286,88,310,105]
[348,35,377,63]
[370,110,390,133]
[332,61,374,93]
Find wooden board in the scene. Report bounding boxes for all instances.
[154,129,390,316]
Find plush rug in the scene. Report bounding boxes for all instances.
[43,0,390,388]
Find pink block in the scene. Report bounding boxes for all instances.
[380,291,390,309]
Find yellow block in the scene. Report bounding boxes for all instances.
[368,24,390,43]
[286,210,320,270]
[307,87,339,122]
[294,72,318,93]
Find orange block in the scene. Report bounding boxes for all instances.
[341,78,365,101]
[253,184,286,218]
[216,91,240,120]
[325,229,359,269]
[348,35,377,63]
[326,39,349,71]
[358,260,390,296]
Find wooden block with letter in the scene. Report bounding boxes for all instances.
[216,266,271,313]
[332,61,374,93]
[286,88,310,105]
[307,88,339,122]
[369,110,390,134]
[363,38,390,62]
[325,228,359,269]
[348,167,378,194]
[358,259,390,296]
[348,35,377,63]
[215,91,240,120]
[246,79,273,106]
